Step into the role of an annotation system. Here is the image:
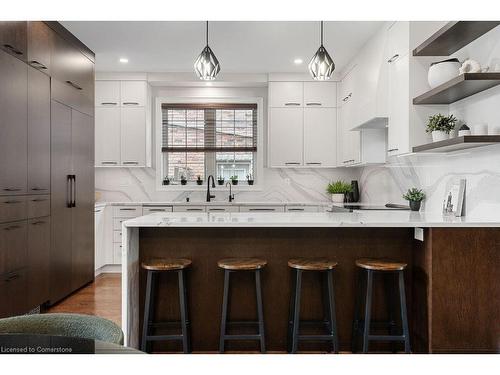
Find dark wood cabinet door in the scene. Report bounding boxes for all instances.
[49,100,73,304]
[28,67,51,194]
[27,21,52,74]
[27,217,50,308]
[0,21,27,61]
[0,221,28,274]
[0,278,8,317]
[71,110,95,291]
[6,268,28,316]
[0,51,28,196]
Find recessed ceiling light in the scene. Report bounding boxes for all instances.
[294,58,303,65]
[119,57,129,64]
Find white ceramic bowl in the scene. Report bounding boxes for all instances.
[428,58,460,89]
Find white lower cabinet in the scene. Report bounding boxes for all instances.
[207,206,239,212]
[240,205,285,212]
[268,107,303,167]
[110,205,142,266]
[173,205,206,212]
[142,206,173,215]
[285,205,319,212]
[304,108,337,167]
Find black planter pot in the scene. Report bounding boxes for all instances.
[181,180,187,186]
[162,179,170,186]
[218,179,224,186]
[409,200,421,211]
[196,180,203,185]
[231,180,238,185]
[247,180,254,185]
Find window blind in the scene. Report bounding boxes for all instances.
[161,103,257,153]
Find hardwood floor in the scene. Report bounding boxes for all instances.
[47,273,121,327]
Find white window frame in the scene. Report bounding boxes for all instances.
[155,97,264,191]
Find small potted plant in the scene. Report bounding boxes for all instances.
[217,176,225,185]
[196,175,203,185]
[403,188,426,211]
[180,175,187,185]
[426,114,457,142]
[326,180,352,203]
[246,174,254,186]
[162,176,170,186]
[230,175,238,186]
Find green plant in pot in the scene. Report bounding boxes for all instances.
[180,175,187,185]
[327,180,352,204]
[217,176,225,185]
[196,175,203,185]
[246,174,254,185]
[426,114,457,142]
[230,175,238,185]
[162,176,170,185]
[403,188,426,211]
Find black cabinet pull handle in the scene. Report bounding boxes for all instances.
[387,148,399,152]
[30,221,46,225]
[5,273,20,282]
[123,102,139,105]
[119,208,136,211]
[3,188,21,192]
[285,162,301,165]
[31,198,48,202]
[287,208,304,211]
[3,44,23,55]
[101,102,117,105]
[387,54,400,63]
[284,102,301,106]
[29,60,47,70]
[3,225,22,231]
[122,161,139,165]
[101,161,118,165]
[66,81,83,90]
[248,208,275,211]
[306,102,322,106]
[31,187,48,191]
[186,208,203,211]
[4,200,22,204]
[66,175,72,208]
[71,175,76,207]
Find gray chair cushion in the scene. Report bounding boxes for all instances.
[0,313,124,345]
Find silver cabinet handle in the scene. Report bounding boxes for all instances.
[186,208,203,211]
[101,102,117,105]
[3,188,22,192]
[287,208,304,211]
[31,187,48,191]
[306,102,322,106]
[343,159,355,164]
[4,200,23,204]
[66,81,83,90]
[285,162,301,165]
[119,208,137,211]
[123,102,139,105]
[122,161,139,165]
[101,161,118,165]
[208,208,225,211]
[29,60,48,70]
[387,148,399,152]
[306,162,322,165]
[249,208,275,211]
[284,102,301,106]
[3,44,23,56]
[147,209,167,212]
[31,198,48,202]
[342,93,352,102]
[387,54,399,63]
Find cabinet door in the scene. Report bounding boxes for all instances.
[339,67,360,165]
[71,110,95,291]
[28,67,51,194]
[4,269,28,317]
[95,81,120,107]
[50,101,73,304]
[268,82,303,107]
[0,21,27,61]
[304,108,337,167]
[303,82,337,107]
[387,53,410,156]
[95,107,121,166]
[0,221,28,275]
[268,108,303,167]
[120,81,147,107]
[27,21,52,73]
[121,107,146,166]
[0,51,27,195]
[386,21,409,62]
[27,217,50,308]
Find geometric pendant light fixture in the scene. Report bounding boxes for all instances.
[194,21,221,80]
[308,21,335,80]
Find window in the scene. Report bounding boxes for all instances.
[161,103,258,185]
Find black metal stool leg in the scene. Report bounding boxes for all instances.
[385,273,397,353]
[287,268,297,353]
[141,270,155,353]
[178,269,190,353]
[398,271,411,353]
[351,269,363,353]
[326,269,339,353]
[362,270,373,353]
[291,269,302,354]
[219,269,230,353]
[255,269,266,353]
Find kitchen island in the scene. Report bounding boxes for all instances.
[122,211,500,353]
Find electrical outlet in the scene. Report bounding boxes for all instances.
[414,227,424,241]
[284,178,291,185]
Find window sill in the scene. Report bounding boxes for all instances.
[157,184,262,192]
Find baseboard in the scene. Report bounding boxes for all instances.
[95,264,122,276]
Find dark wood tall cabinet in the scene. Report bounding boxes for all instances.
[0,21,95,316]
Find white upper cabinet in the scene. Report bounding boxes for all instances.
[120,107,146,166]
[386,21,410,62]
[303,82,337,107]
[95,107,121,166]
[268,107,303,167]
[95,81,120,107]
[120,81,147,107]
[304,108,337,167]
[268,82,303,107]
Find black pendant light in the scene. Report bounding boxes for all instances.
[308,21,335,80]
[194,21,221,80]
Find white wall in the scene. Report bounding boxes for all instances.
[95,85,359,203]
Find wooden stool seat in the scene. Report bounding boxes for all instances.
[141,258,192,271]
[218,257,267,270]
[288,258,338,271]
[355,258,407,272]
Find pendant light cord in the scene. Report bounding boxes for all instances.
[320,21,323,45]
[206,21,209,46]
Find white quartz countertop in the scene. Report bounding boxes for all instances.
[97,201,330,206]
[122,211,500,228]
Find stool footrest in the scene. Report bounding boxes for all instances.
[289,319,330,326]
[222,334,262,341]
[227,321,259,326]
[145,334,184,341]
[368,335,406,342]
[149,321,191,328]
[298,334,336,341]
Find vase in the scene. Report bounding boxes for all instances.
[432,130,449,142]
[331,193,345,203]
[350,180,360,203]
[409,200,421,211]
[428,58,460,89]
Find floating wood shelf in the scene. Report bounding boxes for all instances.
[413,73,500,105]
[413,21,500,56]
[412,135,500,153]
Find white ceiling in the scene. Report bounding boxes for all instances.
[62,21,384,74]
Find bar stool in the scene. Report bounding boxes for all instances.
[287,258,339,354]
[351,258,410,353]
[218,257,267,353]
[141,258,192,353]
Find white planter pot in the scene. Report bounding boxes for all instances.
[331,193,345,203]
[428,58,460,89]
[432,131,449,142]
